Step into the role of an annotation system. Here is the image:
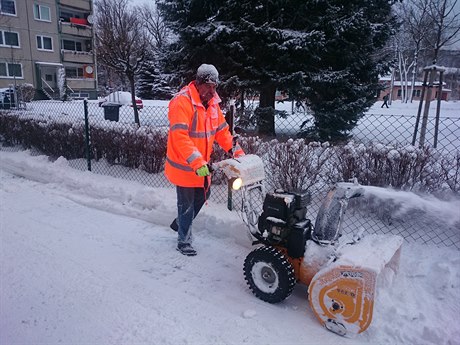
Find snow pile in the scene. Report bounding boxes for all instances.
[337,234,403,273]
[361,185,460,227]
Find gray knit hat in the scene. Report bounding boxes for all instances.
[196,64,219,85]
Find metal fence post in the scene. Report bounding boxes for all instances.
[226,101,235,211]
[83,99,92,171]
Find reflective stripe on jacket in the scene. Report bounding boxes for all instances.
[164,81,234,187]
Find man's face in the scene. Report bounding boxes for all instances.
[196,82,217,104]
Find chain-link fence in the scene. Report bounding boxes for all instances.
[274,108,460,152]
[1,100,459,249]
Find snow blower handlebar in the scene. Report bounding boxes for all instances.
[212,154,266,190]
[212,154,266,237]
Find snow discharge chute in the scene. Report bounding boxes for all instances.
[214,155,403,337]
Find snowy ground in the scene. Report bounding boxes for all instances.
[1,150,459,345]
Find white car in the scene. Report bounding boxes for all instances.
[99,91,143,109]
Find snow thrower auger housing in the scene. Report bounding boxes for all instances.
[213,154,403,338]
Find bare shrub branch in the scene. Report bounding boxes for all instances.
[263,139,334,192]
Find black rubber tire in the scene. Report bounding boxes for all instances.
[243,246,296,303]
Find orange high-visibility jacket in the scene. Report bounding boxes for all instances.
[165,81,236,187]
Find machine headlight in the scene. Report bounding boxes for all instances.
[229,177,243,190]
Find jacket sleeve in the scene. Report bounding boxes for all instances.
[168,96,207,171]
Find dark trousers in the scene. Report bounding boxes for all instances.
[176,185,211,245]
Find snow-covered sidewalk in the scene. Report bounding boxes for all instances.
[1,150,459,345]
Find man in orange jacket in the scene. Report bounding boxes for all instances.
[165,64,244,256]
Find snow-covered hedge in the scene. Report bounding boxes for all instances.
[0,112,86,159]
[90,125,167,173]
[1,112,458,194]
[235,136,459,195]
[0,113,167,174]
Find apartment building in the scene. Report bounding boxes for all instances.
[0,0,97,100]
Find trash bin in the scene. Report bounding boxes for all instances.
[102,103,122,121]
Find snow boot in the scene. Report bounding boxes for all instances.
[177,243,197,256]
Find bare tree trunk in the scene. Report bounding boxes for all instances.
[398,51,405,102]
[389,67,396,105]
[409,50,419,103]
[129,76,140,125]
[257,83,276,136]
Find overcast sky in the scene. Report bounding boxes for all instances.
[129,0,153,6]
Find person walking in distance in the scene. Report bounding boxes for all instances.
[165,64,244,256]
[381,93,390,108]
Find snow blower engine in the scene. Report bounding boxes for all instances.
[256,190,312,259]
[214,154,403,338]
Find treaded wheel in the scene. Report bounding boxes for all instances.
[243,246,296,303]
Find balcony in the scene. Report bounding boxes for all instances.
[60,21,92,38]
[59,0,91,11]
[62,50,94,64]
[67,78,95,90]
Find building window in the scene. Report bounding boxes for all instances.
[62,39,82,51]
[34,4,51,22]
[0,62,23,78]
[0,0,16,15]
[37,35,53,50]
[397,90,402,97]
[65,67,83,78]
[0,30,19,47]
[412,89,421,97]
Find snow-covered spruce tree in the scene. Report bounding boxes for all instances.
[137,53,157,100]
[301,1,397,141]
[137,55,175,100]
[157,0,397,139]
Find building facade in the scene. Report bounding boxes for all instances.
[378,78,451,102]
[0,0,97,100]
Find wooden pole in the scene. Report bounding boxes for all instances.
[412,70,429,146]
[419,68,436,147]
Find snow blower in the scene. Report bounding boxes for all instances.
[213,154,403,337]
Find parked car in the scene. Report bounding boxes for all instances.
[98,91,143,110]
